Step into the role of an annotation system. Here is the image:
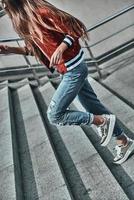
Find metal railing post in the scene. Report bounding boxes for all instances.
[0,4,133,81]
[17,41,41,86]
[84,40,102,79]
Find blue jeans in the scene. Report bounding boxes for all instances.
[47,61,123,137]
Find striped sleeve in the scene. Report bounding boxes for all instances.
[63,35,75,48]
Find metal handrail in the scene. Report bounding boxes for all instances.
[0,4,133,43]
[84,4,134,78]
[0,38,22,43]
[0,66,47,73]
[87,4,134,32]
[96,39,134,64]
[84,23,134,48]
[17,40,41,85]
[0,4,134,80]
[85,38,134,63]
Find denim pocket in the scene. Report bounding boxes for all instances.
[65,61,88,81]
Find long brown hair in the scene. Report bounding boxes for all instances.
[3,0,89,41]
[3,0,89,62]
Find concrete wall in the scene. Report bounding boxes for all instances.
[0,0,133,67]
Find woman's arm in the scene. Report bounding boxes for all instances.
[0,45,33,55]
[49,42,68,67]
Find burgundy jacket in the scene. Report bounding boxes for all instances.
[30,8,84,74]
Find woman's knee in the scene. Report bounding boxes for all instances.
[47,107,63,125]
[47,110,57,124]
[47,100,58,124]
[47,112,65,125]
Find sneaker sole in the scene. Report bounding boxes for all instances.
[101,115,116,147]
[114,141,134,165]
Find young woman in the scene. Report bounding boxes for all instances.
[0,0,134,164]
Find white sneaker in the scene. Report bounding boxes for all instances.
[97,114,116,146]
[114,138,134,164]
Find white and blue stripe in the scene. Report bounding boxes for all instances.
[63,35,75,47]
[65,48,85,71]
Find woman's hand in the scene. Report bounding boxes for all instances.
[0,45,32,55]
[49,47,63,68]
[49,42,68,68]
[0,45,9,54]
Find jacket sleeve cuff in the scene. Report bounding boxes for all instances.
[63,35,75,48]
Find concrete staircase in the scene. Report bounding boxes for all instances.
[0,1,134,199]
[0,75,134,200]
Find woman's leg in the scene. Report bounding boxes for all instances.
[47,61,108,127]
[77,72,134,165]
[77,78,123,137]
[47,62,92,126]
[47,61,116,147]
[47,61,134,164]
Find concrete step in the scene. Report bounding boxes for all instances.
[84,47,134,81]
[73,76,134,199]
[8,78,29,89]
[0,77,49,89]
[0,71,47,82]
[0,87,16,200]
[102,60,134,108]
[88,76,134,134]
[0,66,59,82]
[0,80,8,89]
[37,81,129,200]
[29,76,50,87]
[16,82,72,200]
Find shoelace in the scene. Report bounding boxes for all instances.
[99,123,107,137]
[114,145,124,159]
[97,116,108,137]
[97,126,105,137]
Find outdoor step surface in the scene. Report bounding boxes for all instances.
[39,81,129,200]
[87,76,134,136]
[8,78,29,89]
[73,76,134,198]
[0,76,133,199]
[0,72,47,82]
[17,83,72,200]
[0,87,16,200]
[0,80,8,89]
[102,61,134,107]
